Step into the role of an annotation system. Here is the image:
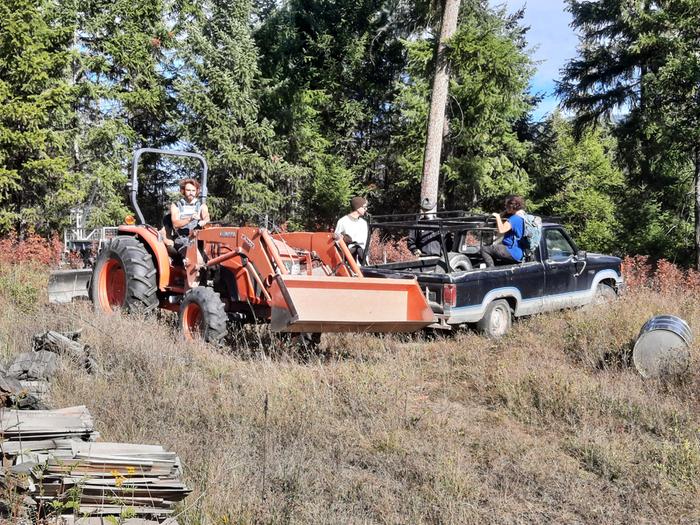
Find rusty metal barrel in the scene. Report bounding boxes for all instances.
[633,315,692,378]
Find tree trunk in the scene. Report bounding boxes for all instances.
[420,0,461,214]
[695,146,700,270]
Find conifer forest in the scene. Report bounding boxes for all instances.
[1,0,700,266]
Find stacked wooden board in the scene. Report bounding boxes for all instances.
[0,406,189,523]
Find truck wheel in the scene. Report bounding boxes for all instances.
[91,236,158,313]
[594,283,617,304]
[448,253,472,272]
[179,286,228,345]
[477,299,512,338]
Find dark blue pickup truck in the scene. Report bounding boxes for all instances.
[363,213,624,337]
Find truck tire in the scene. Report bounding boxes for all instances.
[448,253,472,272]
[594,283,617,304]
[477,299,512,338]
[179,286,228,345]
[91,236,158,314]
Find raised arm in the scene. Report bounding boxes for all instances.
[492,213,512,234]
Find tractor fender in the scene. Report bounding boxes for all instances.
[117,225,171,290]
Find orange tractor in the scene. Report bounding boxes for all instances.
[88,149,433,344]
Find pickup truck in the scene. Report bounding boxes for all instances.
[363,213,624,337]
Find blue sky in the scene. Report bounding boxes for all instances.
[499,0,578,119]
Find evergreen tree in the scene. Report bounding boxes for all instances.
[642,0,700,265]
[388,1,533,211]
[530,112,623,253]
[254,0,429,225]
[558,0,700,264]
[0,0,73,234]
[176,0,302,225]
[64,0,177,227]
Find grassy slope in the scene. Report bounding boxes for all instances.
[1,266,698,524]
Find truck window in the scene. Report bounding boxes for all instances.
[545,229,575,260]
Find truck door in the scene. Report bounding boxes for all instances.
[542,228,584,310]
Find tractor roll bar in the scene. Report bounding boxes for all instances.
[129,148,209,225]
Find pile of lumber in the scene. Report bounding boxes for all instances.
[0,407,189,523]
[0,406,97,452]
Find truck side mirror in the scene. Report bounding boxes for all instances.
[577,250,587,260]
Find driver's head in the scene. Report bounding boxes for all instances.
[179,178,200,203]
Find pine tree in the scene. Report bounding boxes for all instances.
[642,0,700,266]
[66,0,177,227]
[530,112,623,253]
[254,0,429,225]
[388,1,533,211]
[0,0,73,234]
[176,0,301,225]
[558,0,700,265]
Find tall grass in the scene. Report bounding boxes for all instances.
[0,255,698,523]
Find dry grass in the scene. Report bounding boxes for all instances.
[0,267,699,524]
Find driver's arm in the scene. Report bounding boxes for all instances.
[198,203,210,227]
[170,203,190,229]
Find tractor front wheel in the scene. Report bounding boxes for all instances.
[179,286,228,345]
[91,236,158,313]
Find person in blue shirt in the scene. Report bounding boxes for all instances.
[480,195,525,267]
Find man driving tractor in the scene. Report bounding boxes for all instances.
[170,178,210,261]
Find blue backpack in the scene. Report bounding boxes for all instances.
[521,214,542,252]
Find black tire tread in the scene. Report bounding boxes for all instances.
[92,236,159,313]
[179,286,228,345]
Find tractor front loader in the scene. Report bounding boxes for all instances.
[86,149,434,344]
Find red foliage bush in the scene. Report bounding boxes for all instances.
[621,255,700,295]
[367,230,415,264]
[0,231,62,268]
[620,255,651,291]
[653,259,684,293]
[67,250,85,269]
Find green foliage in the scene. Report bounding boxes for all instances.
[558,0,700,264]
[388,1,534,211]
[72,0,178,227]
[255,0,427,223]
[176,0,300,224]
[0,0,73,234]
[4,0,700,267]
[530,113,623,253]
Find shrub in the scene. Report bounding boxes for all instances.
[621,255,700,295]
[367,230,414,264]
[0,230,61,267]
[0,230,59,311]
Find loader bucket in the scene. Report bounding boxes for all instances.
[269,275,434,333]
[48,269,92,304]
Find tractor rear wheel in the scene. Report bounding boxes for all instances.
[179,286,228,345]
[91,236,158,313]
